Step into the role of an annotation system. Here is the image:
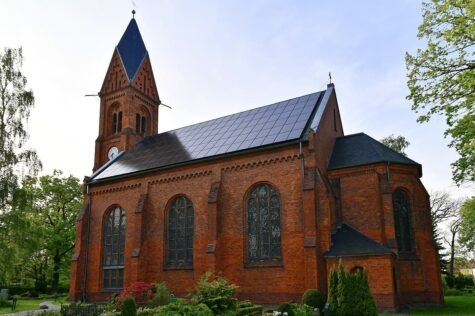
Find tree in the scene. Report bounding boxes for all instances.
[380,134,410,156]
[405,0,475,184]
[444,218,462,275]
[0,47,41,211]
[19,171,82,292]
[459,197,475,252]
[429,191,461,274]
[0,47,41,284]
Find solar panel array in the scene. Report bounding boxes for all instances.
[93,91,324,181]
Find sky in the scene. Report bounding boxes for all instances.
[0,0,473,198]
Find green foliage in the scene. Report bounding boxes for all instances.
[148,282,170,307]
[301,289,324,310]
[0,46,41,285]
[121,297,137,316]
[459,197,475,251]
[154,299,213,316]
[328,261,377,316]
[236,300,263,316]
[7,171,82,292]
[277,302,313,316]
[327,264,339,314]
[445,288,464,296]
[191,272,238,315]
[380,134,410,156]
[278,302,296,316]
[405,0,475,184]
[445,273,475,290]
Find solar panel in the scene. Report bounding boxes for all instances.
[92,91,325,181]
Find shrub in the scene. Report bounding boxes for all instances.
[117,282,154,309]
[155,299,213,316]
[444,288,464,296]
[277,303,313,316]
[328,261,377,316]
[148,282,170,307]
[191,272,238,315]
[137,307,161,316]
[277,302,295,316]
[327,266,339,314]
[237,300,263,316]
[121,297,137,316]
[301,289,324,310]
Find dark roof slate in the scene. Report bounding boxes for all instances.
[91,90,328,182]
[328,133,420,171]
[117,18,147,80]
[324,224,393,258]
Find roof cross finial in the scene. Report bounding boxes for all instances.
[329,72,332,84]
[132,9,136,18]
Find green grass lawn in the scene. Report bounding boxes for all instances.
[410,296,475,315]
[0,295,68,315]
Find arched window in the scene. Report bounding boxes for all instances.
[166,196,194,268]
[112,111,122,134]
[135,113,141,133]
[350,266,364,275]
[141,116,146,134]
[103,206,126,289]
[135,113,147,135]
[392,189,413,252]
[247,184,282,263]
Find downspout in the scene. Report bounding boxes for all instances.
[82,184,92,302]
[299,141,304,175]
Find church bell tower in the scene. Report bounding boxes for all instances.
[94,14,160,171]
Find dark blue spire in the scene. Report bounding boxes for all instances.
[117,18,147,80]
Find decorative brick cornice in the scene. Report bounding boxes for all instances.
[91,183,141,195]
[149,170,213,186]
[134,93,157,107]
[104,92,126,103]
[221,154,299,173]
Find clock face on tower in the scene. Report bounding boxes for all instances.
[108,146,119,160]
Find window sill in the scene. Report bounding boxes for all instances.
[100,288,122,293]
[163,264,193,271]
[245,259,283,268]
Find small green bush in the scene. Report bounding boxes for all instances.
[301,289,324,310]
[191,272,238,315]
[148,282,170,307]
[237,300,263,316]
[444,288,464,296]
[121,296,137,316]
[277,302,296,316]
[155,299,213,316]
[328,261,377,316]
[293,304,314,316]
[277,303,313,316]
[137,307,161,316]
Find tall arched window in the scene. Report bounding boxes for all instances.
[166,196,194,268]
[112,111,122,134]
[103,206,126,289]
[247,184,282,264]
[392,189,413,252]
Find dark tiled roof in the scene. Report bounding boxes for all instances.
[328,133,420,171]
[91,91,328,182]
[117,18,147,80]
[324,224,393,258]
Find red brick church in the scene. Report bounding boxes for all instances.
[69,17,443,309]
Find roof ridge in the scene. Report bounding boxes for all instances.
[155,91,324,136]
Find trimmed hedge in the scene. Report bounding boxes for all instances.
[302,289,324,310]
